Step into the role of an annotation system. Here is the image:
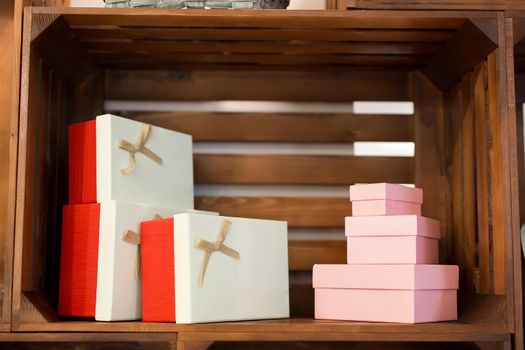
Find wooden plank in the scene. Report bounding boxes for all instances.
[410,73,449,263]
[10,0,39,328]
[93,52,430,67]
[13,5,38,327]
[105,70,411,102]
[489,14,520,337]
[423,19,498,90]
[347,0,525,10]
[195,197,350,228]
[85,41,442,55]
[487,50,507,296]
[461,72,477,293]
[505,16,524,350]
[473,60,492,295]
[194,155,414,185]
[73,27,454,43]
[126,112,414,143]
[449,83,466,287]
[289,241,346,271]
[49,8,475,29]
[0,0,18,326]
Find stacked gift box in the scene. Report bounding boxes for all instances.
[59,114,289,323]
[313,183,459,323]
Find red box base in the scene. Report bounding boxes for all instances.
[58,203,100,317]
[141,218,176,322]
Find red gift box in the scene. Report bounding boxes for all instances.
[58,203,100,317]
[141,218,176,322]
[68,120,97,204]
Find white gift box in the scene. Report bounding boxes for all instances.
[95,114,193,208]
[96,201,217,321]
[141,213,290,323]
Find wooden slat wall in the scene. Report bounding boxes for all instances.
[442,53,511,297]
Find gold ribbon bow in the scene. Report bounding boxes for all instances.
[122,214,162,280]
[118,123,163,175]
[194,220,240,288]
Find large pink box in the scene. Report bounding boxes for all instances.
[313,264,458,323]
[352,199,421,216]
[349,183,423,203]
[345,215,440,264]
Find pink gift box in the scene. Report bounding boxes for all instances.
[313,264,458,323]
[347,236,438,264]
[352,199,421,216]
[345,215,440,264]
[349,183,423,203]
[345,215,440,238]
[313,264,458,290]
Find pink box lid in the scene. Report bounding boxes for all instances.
[313,264,459,290]
[345,215,440,239]
[349,183,423,204]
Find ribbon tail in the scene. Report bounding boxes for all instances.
[198,251,212,288]
[135,247,141,280]
[121,153,136,175]
[141,146,163,165]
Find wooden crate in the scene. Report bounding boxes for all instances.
[6,6,523,350]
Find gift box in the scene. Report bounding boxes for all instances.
[345,215,440,264]
[313,264,458,323]
[68,114,194,209]
[351,199,421,216]
[349,183,422,216]
[141,213,290,323]
[58,201,214,320]
[349,183,423,203]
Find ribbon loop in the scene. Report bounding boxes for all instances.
[194,219,240,288]
[117,123,163,175]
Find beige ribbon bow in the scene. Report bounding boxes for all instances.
[194,220,240,288]
[118,123,163,175]
[122,214,162,280]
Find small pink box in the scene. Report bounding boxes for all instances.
[349,183,423,203]
[345,215,440,238]
[345,215,440,264]
[352,199,421,216]
[347,236,438,264]
[313,264,458,323]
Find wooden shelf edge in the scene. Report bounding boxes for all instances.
[27,6,498,20]
[0,332,177,342]
[10,318,509,343]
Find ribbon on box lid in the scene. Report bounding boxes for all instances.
[118,123,163,175]
[194,219,241,288]
[122,214,162,280]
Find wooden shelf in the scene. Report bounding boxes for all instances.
[10,6,521,349]
[10,294,508,343]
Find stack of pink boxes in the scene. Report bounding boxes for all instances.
[313,183,459,323]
